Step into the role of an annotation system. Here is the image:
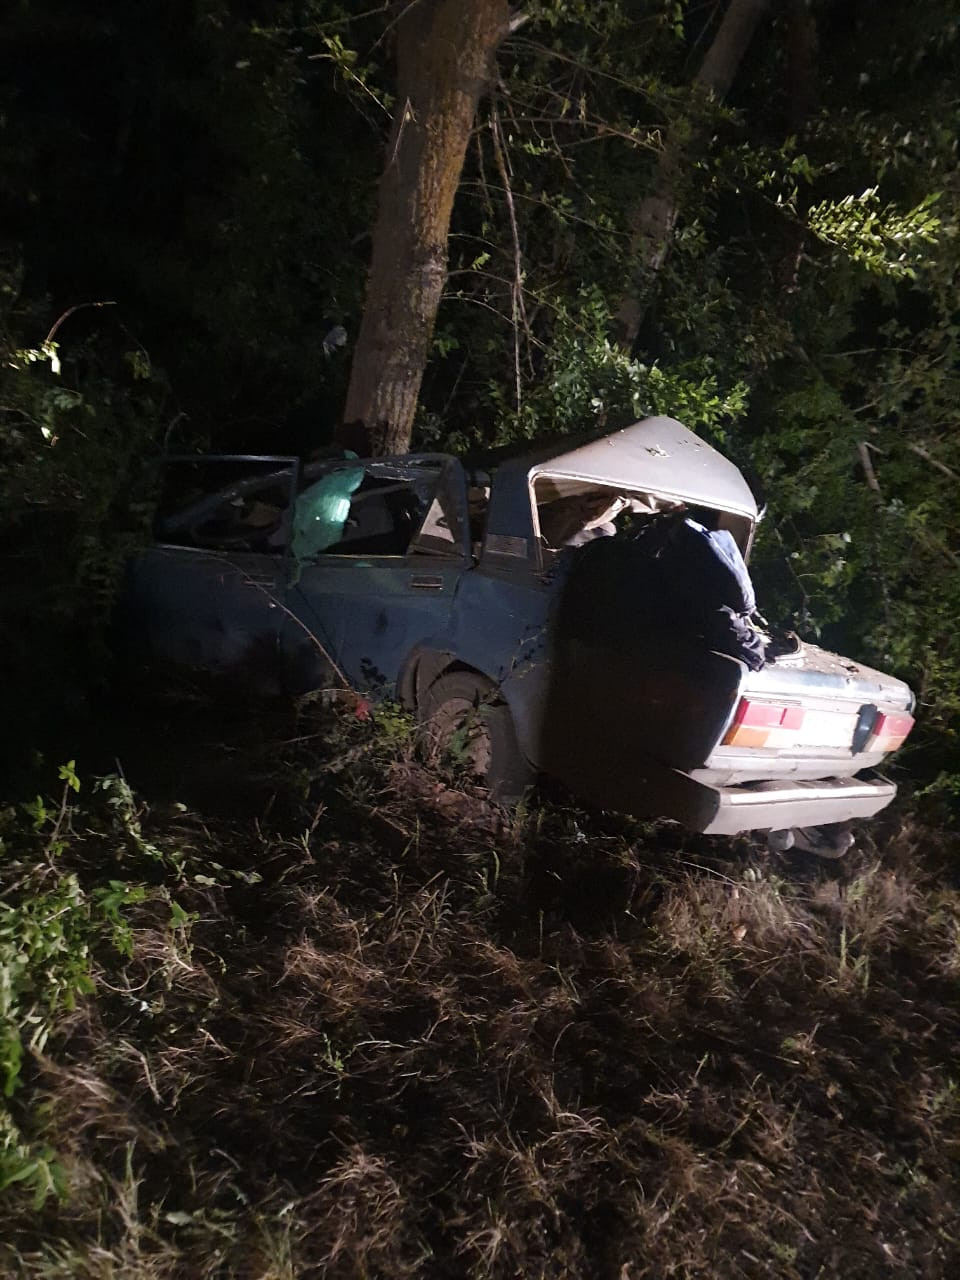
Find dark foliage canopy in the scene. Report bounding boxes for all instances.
[1,0,958,785]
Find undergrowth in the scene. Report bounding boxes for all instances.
[1,700,959,1278]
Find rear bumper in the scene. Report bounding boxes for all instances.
[691,771,897,836]
[543,737,898,835]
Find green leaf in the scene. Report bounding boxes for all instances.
[57,761,81,794]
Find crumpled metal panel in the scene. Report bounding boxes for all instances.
[527,416,758,519]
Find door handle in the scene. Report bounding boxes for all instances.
[409,574,444,591]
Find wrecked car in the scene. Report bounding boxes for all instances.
[115,417,915,851]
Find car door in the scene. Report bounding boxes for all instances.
[131,456,298,691]
[281,457,470,695]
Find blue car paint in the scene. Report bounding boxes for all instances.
[116,430,914,834]
[119,445,733,789]
[119,546,286,686]
[121,454,483,686]
[286,555,468,693]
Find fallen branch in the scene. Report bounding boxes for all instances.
[907,441,958,482]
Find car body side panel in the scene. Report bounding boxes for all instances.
[287,556,467,694]
[420,562,748,818]
[430,567,553,761]
[119,546,285,691]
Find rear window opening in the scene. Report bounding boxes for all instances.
[532,478,754,558]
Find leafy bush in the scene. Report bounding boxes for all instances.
[0,768,147,1205]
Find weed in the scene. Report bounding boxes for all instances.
[0,875,96,1095]
[0,766,157,1207]
[93,774,170,867]
[1,726,960,1277]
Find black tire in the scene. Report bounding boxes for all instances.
[418,671,533,804]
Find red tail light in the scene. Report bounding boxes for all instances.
[722,698,806,748]
[865,712,914,752]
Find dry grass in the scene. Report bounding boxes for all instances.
[2,703,960,1278]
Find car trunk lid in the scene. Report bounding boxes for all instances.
[700,639,914,782]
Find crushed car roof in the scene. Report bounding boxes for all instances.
[525,416,758,518]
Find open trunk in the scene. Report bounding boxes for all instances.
[521,418,914,834]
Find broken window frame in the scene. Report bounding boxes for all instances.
[530,476,756,567]
[152,451,478,569]
[297,455,471,563]
[153,455,301,556]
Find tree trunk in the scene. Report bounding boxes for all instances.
[340,0,509,457]
[616,0,770,350]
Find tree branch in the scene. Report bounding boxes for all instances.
[907,441,958,482]
[503,8,530,37]
[44,300,117,346]
[857,441,882,496]
[490,99,531,411]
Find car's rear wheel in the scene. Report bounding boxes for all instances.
[419,671,533,804]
